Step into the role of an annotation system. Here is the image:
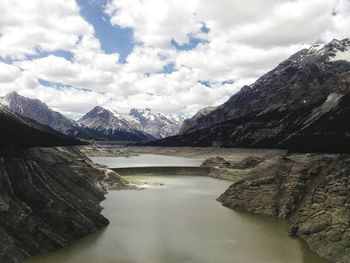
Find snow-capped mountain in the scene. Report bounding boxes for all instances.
[0,102,81,147]
[0,92,184,142]
[129,108,184,138]
[146,38,350,152]
[0,91,97,140]
[79,106,156,141]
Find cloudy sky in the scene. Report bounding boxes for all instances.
[0,0,349,119]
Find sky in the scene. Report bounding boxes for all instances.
[0,0,349,119]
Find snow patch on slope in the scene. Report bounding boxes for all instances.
[329,49,350,62]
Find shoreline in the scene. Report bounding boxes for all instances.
[82,145,343,263]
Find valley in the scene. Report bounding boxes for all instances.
[0,17,349,262]
[24,151,329,263]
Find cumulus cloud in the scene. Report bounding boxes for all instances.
[0,0,93,59]
[0,0,350,119]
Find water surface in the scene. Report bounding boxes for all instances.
[27,175,329,263]
[91,154,204,168]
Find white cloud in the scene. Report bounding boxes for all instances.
[0,0,93,59]
[0,62,21,83]
[0,0,350,119]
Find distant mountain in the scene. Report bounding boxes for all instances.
[129,108,184,138]
[0,104,83,147]
[0,91,99,140]
[79,106,156,141]
[1,92,184,142]
[145,38,350,153]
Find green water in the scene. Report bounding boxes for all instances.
[26,176,329,263]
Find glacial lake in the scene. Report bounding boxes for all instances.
[26,155,329,263]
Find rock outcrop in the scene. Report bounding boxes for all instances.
[217,154,350,263]
[201,156,265,181]
[0,146,128,263]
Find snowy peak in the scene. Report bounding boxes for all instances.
[327,38,350,62]
[0,92,99,140]
[168,113,185,124]
[88,106,109,116]
[296,38,350,62]
[80,106,184,139]
[80,106,142,131]
[2,91,55,119]
[129,108,184,138]
[79,106,154,141]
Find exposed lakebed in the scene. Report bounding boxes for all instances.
[26,155,329,263]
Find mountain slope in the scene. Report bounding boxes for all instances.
[0,104,83,147]
[79,106,155,141]
[179,106,215,134]
[146,38,350,152]
[129,108,184,138]
[0,92,99,140]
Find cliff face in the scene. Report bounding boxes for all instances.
[0,146,124,263]
[217,154,350,263]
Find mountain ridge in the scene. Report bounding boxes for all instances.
[79,106,156,141]
[0,103,83,147]
[1,92,184,142]
[143,38,350,153]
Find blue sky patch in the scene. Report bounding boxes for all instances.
[171,23,209,51]
[77,0,135,63]
[162,62,176,74]
[198,80,211,87]
[39,79,93,93]
[171,35,208,51]
[27,49,73,61]
[221,80,234,85]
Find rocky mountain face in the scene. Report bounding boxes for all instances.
[0,104,83,147]
[79,106,156,141]
[178,106,214,134]
[79,106,184,141]
[1,92,183,141]
[0,92,100,140]
[129,108,184,138]
[0,146,129,263]
[214,154,350,263]
[150,38,350,153]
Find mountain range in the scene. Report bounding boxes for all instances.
[147,38,350,153]
[78,106,155,141]
[0,103,82,147]
[0,92,184,142]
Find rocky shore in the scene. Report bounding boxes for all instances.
[0,146,130,263]
[215,154,350,263]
